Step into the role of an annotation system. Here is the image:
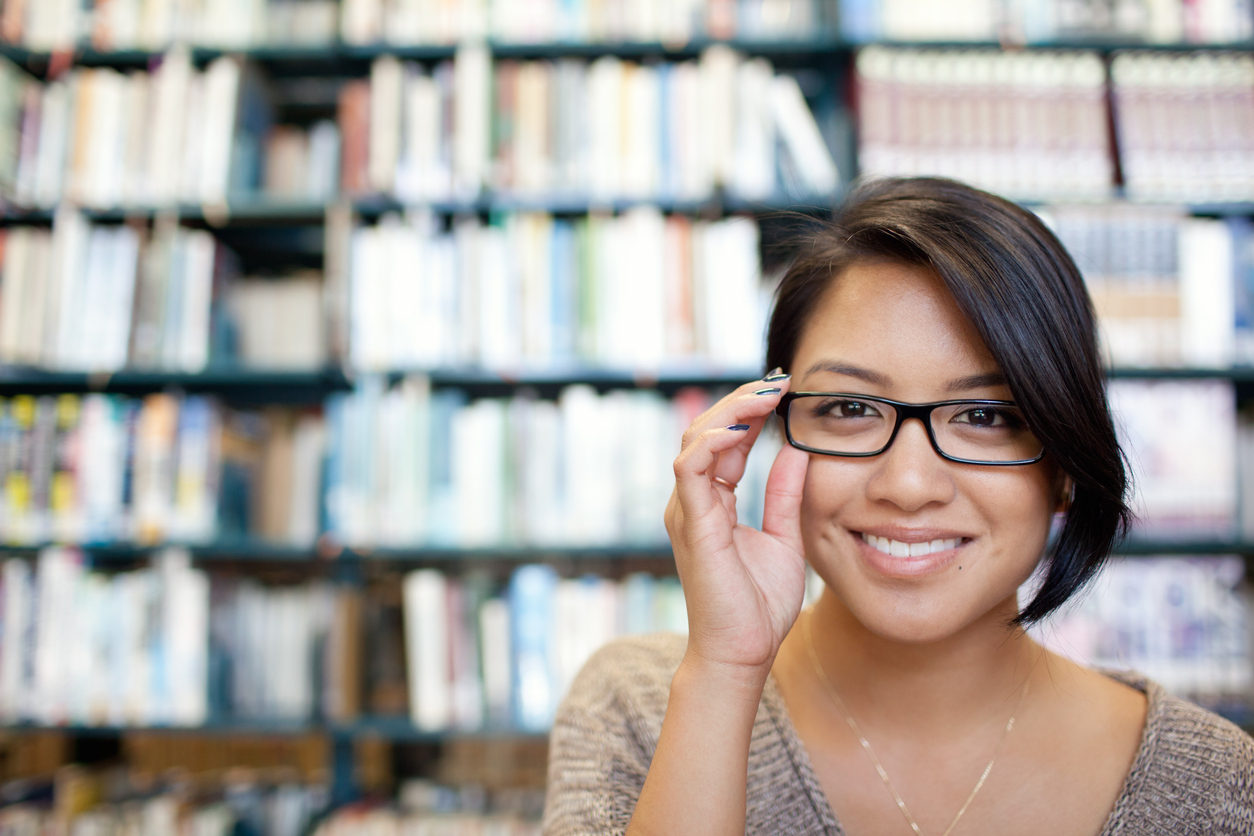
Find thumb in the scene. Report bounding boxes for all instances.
[761,443,808,555]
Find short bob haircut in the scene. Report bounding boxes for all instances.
[765,176,1131,625]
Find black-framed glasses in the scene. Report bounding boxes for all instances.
[776,392,1045,466]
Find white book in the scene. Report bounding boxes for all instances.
[306,119,340,201]
[149,47,192,205]
[621,64,659,199]
[699,217,763,367]
[397,68,442,202]
[451,398,506,546]
[340,0,383,45]
[198,56,242,206]
[369,55,403,195]
[121,72,152,206]
[177,72,207,204]
[78,226,115,371]
[670,61,709,200]
[32,547,81,724]
[403,569,451,731]
[513,61,553,194]
[158,549,209,725]
[512,212,554,363]
[102,227,140,371]
[45,207,89,370]
[349,226,386,370]
[771,73,839,197]
[287,413,326,545]
[34,79,71,208]
[478,596,511,727]
[699,45,737,190]
[79,395,127,542]
[561,386,621,545]
[1179,218,1235,368]
[453,43,490,198]
[177,230,216,372]
[0,227,31,363]
[732,58,776,200]
[0,559,31,722]
[18,230,50,365]
[587,56,622,199]
[378,377,427,545]
[476,224,520,369]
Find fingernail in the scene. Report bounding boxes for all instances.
[754,387,781,396]
[763,372,791,382]
[762,367,783,380]
[726,424,751,431]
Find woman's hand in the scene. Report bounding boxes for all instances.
[665,372,811,678]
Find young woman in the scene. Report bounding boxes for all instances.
[542,178,1254,835]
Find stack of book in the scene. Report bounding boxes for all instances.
[0,548,210,727]
[325,378,714,548]
[1040,205,1252,368]
[855,47,1114,201]
[0,769,329,836]
[1110,379,1238,538]
[0,216,227,373]
[1111,51,1254,203]
[7,51,260,210]
[402,566,687,734]
[0,393,324,547]
[341,0,831,45]
[1,0,340,51]
[345,211,766,373]
[1031,556,1251,700]
[841,0,1254,43]
[349,49,839,202]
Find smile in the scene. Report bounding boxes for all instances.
[859,532,966,557]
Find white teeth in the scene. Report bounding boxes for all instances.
[860,533,963,556]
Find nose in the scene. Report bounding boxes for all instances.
[864,416,957,512]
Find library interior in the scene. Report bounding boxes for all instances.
[0,0,1251,832]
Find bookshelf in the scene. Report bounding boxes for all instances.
[0,0,1253,828]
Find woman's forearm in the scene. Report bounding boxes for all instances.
[626,653,771,836]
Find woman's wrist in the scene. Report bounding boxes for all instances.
[675,649,775,705]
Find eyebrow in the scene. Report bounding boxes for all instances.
[803,361,1007,393]
[946,371,1008,392]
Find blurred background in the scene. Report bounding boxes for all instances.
[0,0,1250,833]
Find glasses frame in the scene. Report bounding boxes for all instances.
[775,391,1046,467]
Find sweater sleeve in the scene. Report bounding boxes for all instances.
[541,633,687,836]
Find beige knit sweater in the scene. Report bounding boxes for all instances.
[543,633,1254,835]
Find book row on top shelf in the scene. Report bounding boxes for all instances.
[0,0,1249,53]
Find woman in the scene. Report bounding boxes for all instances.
[542,178,1254,835]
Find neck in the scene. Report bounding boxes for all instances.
[801,589,1040,739]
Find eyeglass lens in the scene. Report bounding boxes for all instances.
[786,395,1044,463]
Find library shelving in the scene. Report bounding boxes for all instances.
[2,9,1254,829]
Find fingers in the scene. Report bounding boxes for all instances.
[680,373,792,486]
[760,442,809,556]
[672,423,759,525]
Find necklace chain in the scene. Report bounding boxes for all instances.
[801,607,1030,836]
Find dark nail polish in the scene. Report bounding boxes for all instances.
[727,424,751,431]
[762,367,783,380]
[754,387,781,396]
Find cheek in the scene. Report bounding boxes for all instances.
[798,457,863,530]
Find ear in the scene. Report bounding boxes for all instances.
[1056,475,1074,514]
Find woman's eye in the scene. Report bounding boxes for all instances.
[817,399,879,419]
[953,406,1021,428]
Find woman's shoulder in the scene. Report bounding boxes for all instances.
[1105,671,1254,830]
[558,632,687,727]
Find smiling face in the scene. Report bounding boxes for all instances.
[791,259,1061,644]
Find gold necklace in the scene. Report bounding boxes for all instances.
[801,607,1030,836]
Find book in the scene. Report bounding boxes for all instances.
[856,47,1114,201]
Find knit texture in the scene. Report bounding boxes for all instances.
[542,633,1254,835]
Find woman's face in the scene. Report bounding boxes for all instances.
[792,259,1060,644]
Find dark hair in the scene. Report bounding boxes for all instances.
[765,176,1130,625]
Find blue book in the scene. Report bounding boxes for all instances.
[510,564,558,732]
[426,388,466,546]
